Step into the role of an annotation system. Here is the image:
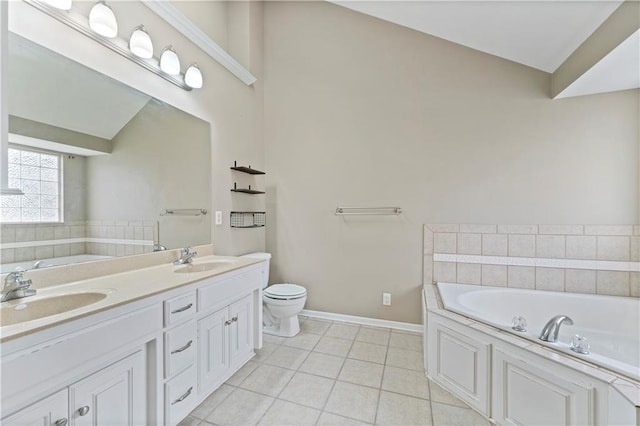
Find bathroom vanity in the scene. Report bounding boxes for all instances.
[0,254,265,426]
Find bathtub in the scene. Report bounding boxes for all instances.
[437,282,640,381]
[1,255,112,274]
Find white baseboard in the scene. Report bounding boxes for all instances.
[300,309,422,333]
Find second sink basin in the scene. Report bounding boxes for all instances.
[174,260,237,274]
[0,292,108,327]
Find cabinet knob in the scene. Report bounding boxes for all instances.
[232,316,238,322]
[78,406,90,416]
[55,419,68,426]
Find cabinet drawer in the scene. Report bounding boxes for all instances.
[198,268,261,313]
[164,320,197,379]
[164,292,196,327]
[165,365,197,426]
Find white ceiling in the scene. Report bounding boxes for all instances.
[8,33,150,140]
[330,1,623,73]
[557,29,640,98]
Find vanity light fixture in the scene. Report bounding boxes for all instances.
[160,46,180,76]
[129,25,153,59]
[43,0,72,10]
[184,63,203,89]
[25,0,202,91]
[88,1,118,38]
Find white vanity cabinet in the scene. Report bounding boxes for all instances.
[2,389,69,426]
[1,260,264,426]
[162,291,199,426]
[198,294,254,395]
[2,350,146,426]
[69,351,146,426]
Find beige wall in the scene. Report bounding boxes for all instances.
[263,2,640,324]
[8,0,266,256]
[86,101,211,250]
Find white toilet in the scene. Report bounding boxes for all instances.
[241,253,307,337]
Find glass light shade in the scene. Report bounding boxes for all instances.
[129,26,153,59]
[89,1,118,38]
[43,0,72,10]
[160,46,181,75]
[185,64,203,89]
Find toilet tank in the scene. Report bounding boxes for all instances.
[240,252,271,289]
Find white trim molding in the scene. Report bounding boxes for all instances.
[300,309,422,333]
[141,0,257,86]
[433,253,640,273]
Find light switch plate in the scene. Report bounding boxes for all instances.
[215,211,222,225]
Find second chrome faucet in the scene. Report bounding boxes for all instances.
[174,247,198,265]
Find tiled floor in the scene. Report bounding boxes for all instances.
[181,316,490,426]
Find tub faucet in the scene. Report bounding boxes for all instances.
[174,247,197,265]
[539,315,573,342]
[1,269,36,302]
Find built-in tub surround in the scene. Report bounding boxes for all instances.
[1,254,111,274]
[423,283,640,425]
[1,244,214,292]
[438,282,640,381]
[0,220,159,266]
[424,224,639,297]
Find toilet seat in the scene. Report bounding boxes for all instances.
[264,284,306,300]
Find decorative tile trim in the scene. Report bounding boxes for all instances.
[433,253,639,272]
[1,237,154,249]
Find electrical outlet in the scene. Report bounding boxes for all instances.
[215,211,223,225]
[383,293,391,306]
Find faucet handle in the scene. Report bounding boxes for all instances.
[182,247,192,254]
[511,316,527,332]
[5,268,25,285]
[570,335,590,354]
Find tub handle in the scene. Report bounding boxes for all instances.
[570,335,590,355]
[511,316,527,332]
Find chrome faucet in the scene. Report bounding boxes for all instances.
[174,247,197,265]
[1,269,36,302]
[539,315,573,342]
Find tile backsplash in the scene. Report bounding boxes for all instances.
[424,224,639,297]
[0,220,158,264]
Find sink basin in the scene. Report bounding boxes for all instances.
[0,292,107,326]
[174,260,237,274]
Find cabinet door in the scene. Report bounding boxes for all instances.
[2,389,68,426]
[69,351,145,426]
[198,307,230,393]
[229,294,254,367]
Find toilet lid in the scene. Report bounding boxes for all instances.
[264,284,306,299]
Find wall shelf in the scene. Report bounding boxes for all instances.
[230,183,264,194]
[230,211,265,228]
[230,161,265,175]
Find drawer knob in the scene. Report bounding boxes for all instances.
[171,340,193,354]
[55,419,68,426]
[171,303,193,314]
[78,406,90,416]
[171,386,193,405]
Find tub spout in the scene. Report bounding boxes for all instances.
[539,315,573,342]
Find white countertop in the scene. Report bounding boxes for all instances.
[0,255,262,342]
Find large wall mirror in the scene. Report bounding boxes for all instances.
[0,33,211,273]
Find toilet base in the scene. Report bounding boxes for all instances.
[263,315,300,337]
